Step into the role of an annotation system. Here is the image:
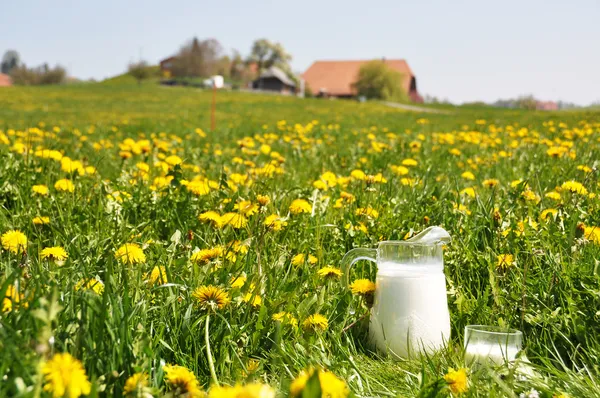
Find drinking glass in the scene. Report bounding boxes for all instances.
[464,325,523,367]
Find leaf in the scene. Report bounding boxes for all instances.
[302,370,322,398]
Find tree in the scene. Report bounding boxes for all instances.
[128,60,151,85]
[352,60,407,102]
[171,37,223,78]
[1,50,20,74]
[248,39,292,73]
[10,63,66,85]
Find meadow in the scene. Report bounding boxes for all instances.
[1,84,599,397]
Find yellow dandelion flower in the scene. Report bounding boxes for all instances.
[54,179,75,192]
[540,208,558,221]
[561,180,588,195]
[2,285,27,312]
[198,211,223,228]
[402,158,418,167]
[163,365,204,398]
[291,253,318,266]
[577,165,592,173]
[482,179,499,188]
[317,266,343,279]
[545,191,561,200]
[496,254,515,270]
[115,243,146,265]
[461,171,475,180]
[234,200,259,216]
[192,285,230,310]
[190,247,224,264]
[521,189,540,202]
[390,165,409,176]
[302,314,329,332]
[290,368,348,398]
[75,278,104,295]
[444,367,469,394]
[186,179,211,196]
[42,353,91,398]
[123,372,149,396]
[264,214,288,231]
[221,212,248,229]
[349,279,376,295]
[289,199,312,215]
[32,184,49,195]
[350,169,366,180]
[230,275,247,288]
[147,266,168,286]
[583,226,600,244]
[355,207,379,219]
[41,246,68,262]
[243,293,262,308]
[460,187,476,198]
[1,230,27,254]
[272,311,298,327]
[165,155,183,166]
[257,195,270,206]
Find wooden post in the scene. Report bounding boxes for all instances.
[211,81,216,131]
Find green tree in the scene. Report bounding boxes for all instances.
[128,60,151,85]
[352,60,407,102]
[248,38,292,73]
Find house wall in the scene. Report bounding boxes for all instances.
[252,77,293,93]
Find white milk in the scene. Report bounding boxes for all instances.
[465,342,520,367]
[369,262,451,358]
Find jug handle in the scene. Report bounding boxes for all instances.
[340,248,377,287]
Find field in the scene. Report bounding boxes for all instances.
[1,84,600,397]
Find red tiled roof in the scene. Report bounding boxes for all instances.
[0,73,12,87]
[302,59,415,96]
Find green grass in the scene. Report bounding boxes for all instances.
[0,84,599,397]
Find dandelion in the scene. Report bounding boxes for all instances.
[147,266,168,286]
[317,266,343,279]
[221,212,248,229]
[583,225,600,244]
[165,155,183,166]
[257,195,270,206]
[355,207,379,219]
[123,372,149,397]
[163,365,203,398]
[521,190,540,202]
[561,180,588,195]
[540,208,558,221]
[32,184,49,195]
[444,367,468,394]
[497,254,515,270]
[272,311,298,327]
[461,171,475,180]
[349,279,376,295]
[41,246,68,262]
[545,191,561,200]
[302,314,329,332]
[234,200,259,216]
[402,158,418,166]
[115,243,146,264]
[460,187,476,198]
[263,214,287,231]
[42,353,92,398]
[291,253,318,266]
[2,285,27,312]
[243,293,262,308]
[198,211,223,228]
[209,383,275,398]
[186,179,211,196]
[289,199,312,214]
[192,285,230,310]
[230,275,247,288]
[75,278,104,295]
[482,179,499,188]
[290,368,348,398]
[1,230,27,254]
[54,179,75,192]
[191,247,223,264]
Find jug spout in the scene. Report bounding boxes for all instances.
[405,226,451,245]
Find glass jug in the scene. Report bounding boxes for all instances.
[341,226,452,358]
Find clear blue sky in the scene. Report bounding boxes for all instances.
[2,0,599,104]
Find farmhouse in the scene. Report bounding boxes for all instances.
[0,73,12,87]
[252,67,296,94]
[303,59,423,102]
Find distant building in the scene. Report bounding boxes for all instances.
[0,73,12,87]
[159,56,176,77]
[536,100,558,111]
[302,59,423,102]
[252,67,296,94]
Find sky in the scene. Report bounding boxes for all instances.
[2,0,599,105]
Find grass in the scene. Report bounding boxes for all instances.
[0,83,599,397]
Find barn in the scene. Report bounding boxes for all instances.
[0,73,12,87]
[302,59,423,102]
[252,67,296,94]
